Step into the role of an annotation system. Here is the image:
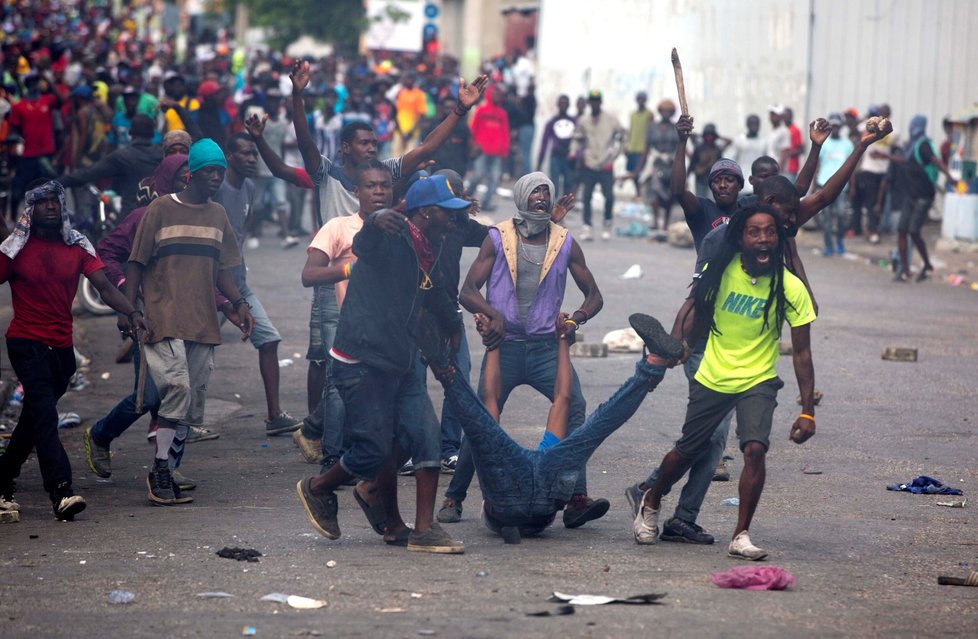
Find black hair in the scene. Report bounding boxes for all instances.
[355,159,392,185]
[432,168,464,194]
[340,121,374,146]
[751,155,779,176]
[755,174,796,203]
[225,132,255,153]
[693,204,794,338]
[129,114,156,140]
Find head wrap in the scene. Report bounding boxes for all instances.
[188,138,227,173]
[163,129,192,155]
[513,172,555,238]
[709,159,744,187]
[0,181,96,260]
[905,114,928,160]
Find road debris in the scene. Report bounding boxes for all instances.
[216,547,262,562]
[711,566,796,590]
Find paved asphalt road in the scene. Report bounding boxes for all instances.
[1,198,975,638]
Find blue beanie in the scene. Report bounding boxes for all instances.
[188,138,227,173]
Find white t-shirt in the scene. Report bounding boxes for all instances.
[728,134,767,191]
[766,126,790,167]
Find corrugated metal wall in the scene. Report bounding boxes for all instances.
[536,0,977,142]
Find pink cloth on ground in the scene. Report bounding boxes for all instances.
[710,566,796,591]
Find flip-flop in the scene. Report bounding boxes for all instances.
[384,526,412,547]
[353,486,386,535]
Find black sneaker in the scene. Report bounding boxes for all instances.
[628,313,684,360]
[54,495,87,521]
[562,495,610,529]
[296,477,340,539]
[147,459,177,505]
[659,517,715,545]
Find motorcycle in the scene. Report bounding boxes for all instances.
[75,185,120,316]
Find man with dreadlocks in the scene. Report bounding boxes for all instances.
[632,204,817,561]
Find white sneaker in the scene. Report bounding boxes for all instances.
[728,530,768,560]
[0,497,20,511]
[245,237,260,250]
[282,235,299,249]
[580,225,593,241]
[601,229,611,241]
[632,490,659,545]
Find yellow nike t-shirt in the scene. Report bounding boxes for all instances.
[695,255,816,394]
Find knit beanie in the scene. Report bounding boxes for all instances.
[188,138,227,173]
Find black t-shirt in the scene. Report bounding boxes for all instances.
[686,197,733,253]
[439,217,489,300]
[906,138,936,200]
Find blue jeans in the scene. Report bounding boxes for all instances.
[444,358,664,531]
[446,338,587,503]
[439,329,470,459]
[90,345,161,448]
[820,192,846,252]
[643,339,732,524]
[518,124,534,176]
[301,285,345,464]
[468,154,503,208]
[549,155,574,198]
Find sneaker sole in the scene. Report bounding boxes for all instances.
[293,431,323,464]
[146,477,178,506]
[628,314,684,360]
[266,423,301,436]
[564,499,610,529]
[728,550,768,561]
[295,480,340,540]
[407,543,465,554]
[83,429,111,479]
[55,499,86,521]
[186,432,220,444]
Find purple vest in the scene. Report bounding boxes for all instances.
[486,224,572,340]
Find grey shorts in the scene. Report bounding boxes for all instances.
[897,195,933,234]
[240,285,281,349]
[675,377,784,458]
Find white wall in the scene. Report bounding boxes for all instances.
[536,0,978,143]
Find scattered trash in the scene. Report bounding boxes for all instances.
[938,572,978,587]
[216,547,263,562]
[881,347,917,362]
[886,476,963,495]
[100,372,111,380]
[278,358,294,367]
[936,498,967,508]
[8,383,24,407]
[234,393,241,399]
[549,591,666,606]
[667,221,694,248]
[948,274,965,287]
[476,570,490,577]
[325,560,337,568]
[292,352,302,358]
[800,464,823,475]
[602,328,644,353]
[377,608,405,613]
[620,264,643,279]
[0,510,20,524]
[616,222,649,238]
[418,630,436,636]
[527,605,575,617]
[778,341,792,356]
[722,497,740,506]
[107,590,135,604]
[197,592,235,598]
[57,412,82,429]
[68,372,90,391]
[711,566,796,591]
[242,626,257,636]
[410,593,423,599]
[569,341,608,358]
[260,593,326,609]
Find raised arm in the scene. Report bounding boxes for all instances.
[794,118,829,196]
[245,113,307,187]
[566,240,603,325]
[671,114,699,214]
[289,60,322,176]
[788,322,815,444]
[459,236,504,349]
[403,75,488,174]
[797,119,893,226]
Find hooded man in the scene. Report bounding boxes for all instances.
[437,172,607,529]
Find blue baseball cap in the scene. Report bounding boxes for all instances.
[404,174,470,212]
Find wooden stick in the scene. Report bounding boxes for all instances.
[671,47,689,116]
[938,572,978,587]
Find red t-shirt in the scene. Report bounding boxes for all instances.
[0,237,105,347]
[787,124,802,174]
[470,104,511,157]
[8,94,58,157]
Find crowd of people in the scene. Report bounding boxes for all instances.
[0,2,953,559]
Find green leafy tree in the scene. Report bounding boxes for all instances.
[240,0,369,52]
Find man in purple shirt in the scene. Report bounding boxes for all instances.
[436,172,607,529]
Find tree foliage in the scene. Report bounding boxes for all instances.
[240,0,368,52]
